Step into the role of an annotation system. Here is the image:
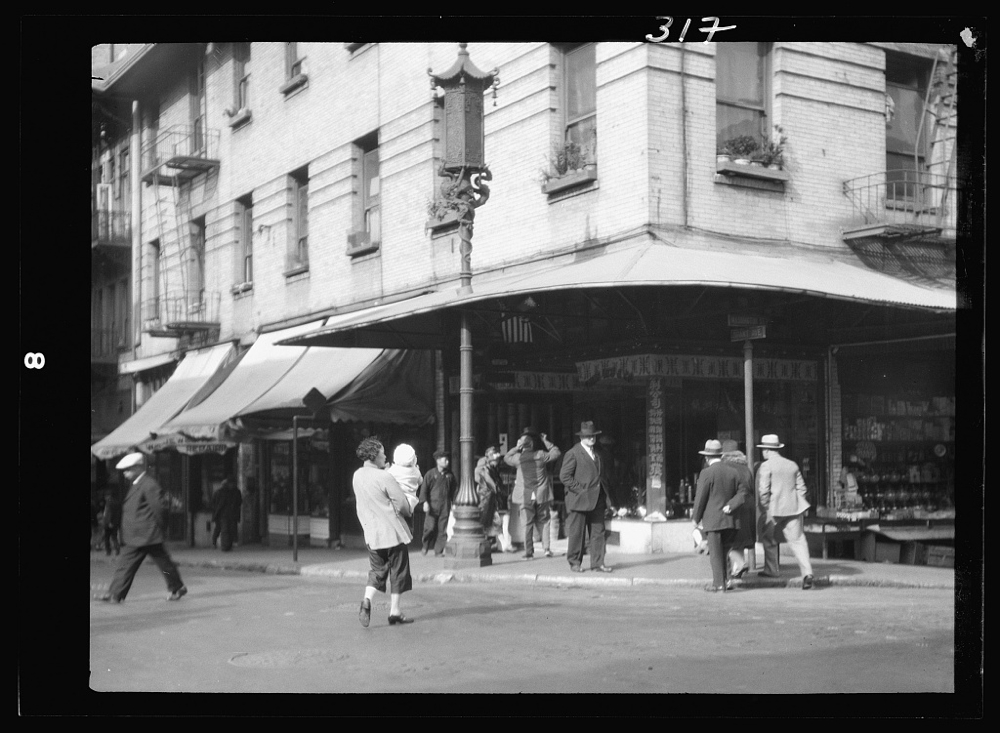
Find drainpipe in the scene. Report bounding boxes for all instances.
[679,43,689,228]
[131,99,141,414]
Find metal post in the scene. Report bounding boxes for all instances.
[292,414,299,563]
[744,339,757,572]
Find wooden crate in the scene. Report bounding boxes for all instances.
[925,545,955,568]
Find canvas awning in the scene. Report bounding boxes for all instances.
[159,320,434,441]
[280,239,957,350]
[90,342,237,460]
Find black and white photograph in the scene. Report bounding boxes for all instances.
[19,13,984,718]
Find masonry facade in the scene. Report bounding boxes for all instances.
[91,41,959,552]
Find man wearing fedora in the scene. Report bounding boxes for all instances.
[504,428,561,559]
[559,421,616,572]
[93,452,188,603]
[692,439,751,591]
[756,434,814,589]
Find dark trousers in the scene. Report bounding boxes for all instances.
[107,543,184,601]
[102,525,120,555]
[706,528,737,588]
[214,519,238,551]
[422,511,449,554]
[366,543,413,594]
[565,494,607,569]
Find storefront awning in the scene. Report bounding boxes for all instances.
[90,342,237,460]
[159,320,434,440]
[280,239,957,350]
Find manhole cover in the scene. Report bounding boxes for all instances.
[229,649,350,668]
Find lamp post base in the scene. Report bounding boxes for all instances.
[443,505,493,568]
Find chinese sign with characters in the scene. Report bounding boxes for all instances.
[577,354,818,383]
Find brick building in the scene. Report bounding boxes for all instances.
[91,41,960,554]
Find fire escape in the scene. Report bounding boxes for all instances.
[841,46,958,282]
[139,123,222,338]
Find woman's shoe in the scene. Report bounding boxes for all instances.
[732,565,748,580]
[388,614,414,625]
[359,598,371,628]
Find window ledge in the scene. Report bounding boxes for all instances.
[227,108,252,129]
[542,167,598,195]
[283,263,309,278]
[279,73,309,96]
[346,230,380,258]
[715,161,789,193]
[231,282,253,297]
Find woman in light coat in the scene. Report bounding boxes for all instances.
[353,437,415,627]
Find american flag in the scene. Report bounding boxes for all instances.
[501,314,533,344]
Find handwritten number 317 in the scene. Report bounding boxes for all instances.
[646,17,736,44]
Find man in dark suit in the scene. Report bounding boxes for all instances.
[418,449,456,557]
[212,478,243,552]
[692,439,751,592]
[559,421,616,573]
[93,452,187,603]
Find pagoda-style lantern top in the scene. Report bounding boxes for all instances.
[429,43,499,172]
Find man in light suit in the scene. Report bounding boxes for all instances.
[756,434,815,589]
[692,439,751,592]
[559,421,616,573]
[93,452,187,603]
[353,437,415,627]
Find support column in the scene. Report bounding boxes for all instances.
[744,339,757,571]
[646,377,666,516]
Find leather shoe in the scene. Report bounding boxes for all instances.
[802,574,814,590]
[388,614,414,625]
[359,598,371,628]
[732,565,748,580]
[544,550,553,557]
[592,565,613,573]
[167,586,188,601]
[524,554,534,560]
[704,584,725,592]
[569,565,585,573]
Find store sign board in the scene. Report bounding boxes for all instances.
[449,371,580,394]
[730,325,766,341]
[576,353,817,383]
[728,314,768,327]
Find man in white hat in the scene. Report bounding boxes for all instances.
[756,435,814,589]
[93,452,188,603]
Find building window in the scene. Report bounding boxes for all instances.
[885,51,933,202]
[189,217,206,308]
[347,133,380,256]
[716,42,770,149]
[236,194,253,288]
[191,59,206,153]
[118,146,129,202]
[235,42,251,109]
[280,42,309,95]
[563,43,597,164]
[287,167,309,273]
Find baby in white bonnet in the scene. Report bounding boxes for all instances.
[386,443,421,514]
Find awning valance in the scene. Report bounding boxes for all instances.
[280,239,957,350]
[90,342,237,460]
[159,320,434,440]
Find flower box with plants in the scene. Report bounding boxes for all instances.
[717,127,790,184]
[540,138,597,195]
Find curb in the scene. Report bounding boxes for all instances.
[90,555,954,591]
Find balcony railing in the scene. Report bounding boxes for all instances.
[91,209,132,249]
[842,170,958,243]
[142,291,221,335]
[141,124,221,183]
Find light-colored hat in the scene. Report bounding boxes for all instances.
[115,452,145,470]
[392,443,417,467]
[698,439,724,456]
[575,421,602,437]
[757,434,785,449]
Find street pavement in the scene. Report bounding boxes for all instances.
[90,535,955,592]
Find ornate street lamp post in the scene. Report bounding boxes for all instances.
[429,44,499,568]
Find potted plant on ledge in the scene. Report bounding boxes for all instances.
[758,125,788,170]
[722,135,760,165]
[540,135,597,194]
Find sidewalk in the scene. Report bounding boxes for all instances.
[90,537,955,591]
